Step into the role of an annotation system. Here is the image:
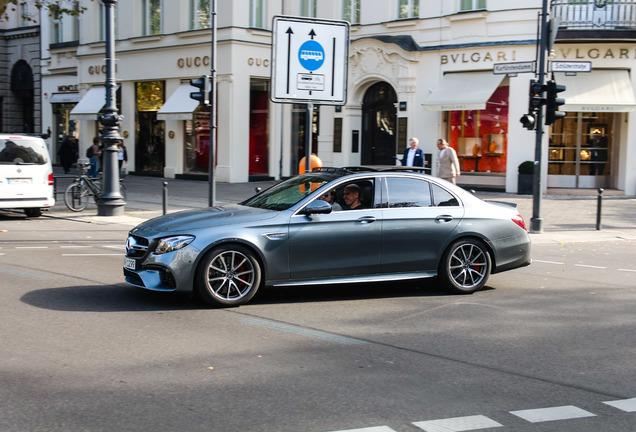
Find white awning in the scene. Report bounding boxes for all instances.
[157,83,200,120]
[559,69,636,112]
[422,72,505,111]
[50,93,80,104]
[69,86,107,120]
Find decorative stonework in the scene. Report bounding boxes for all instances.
[349,39,419,102]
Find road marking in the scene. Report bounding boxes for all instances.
[618,268,636,273]
[327,427,397,432]
[103,245,124,249]
[16,246,48,249]
[603,397,636,412]
[413,415,503,431]
[241,317,367,345]
[574,264,607,269]
[60,245,91,248]
[532,260,564,265]
[509,405,596,423]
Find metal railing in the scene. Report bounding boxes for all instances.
[551,0,636,30]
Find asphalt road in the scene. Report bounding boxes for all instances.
[1,211,635,432]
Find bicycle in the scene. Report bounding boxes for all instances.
[64,162,127,212]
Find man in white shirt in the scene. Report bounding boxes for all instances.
[400,137,425,167]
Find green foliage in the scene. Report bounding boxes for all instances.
[1,0,90,23]
[518,161,535,175]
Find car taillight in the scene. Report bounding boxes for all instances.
[512,213,527,231]
[48,173,54,186]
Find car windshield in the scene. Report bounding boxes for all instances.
[241,172,342,211]
[0,138,47,165]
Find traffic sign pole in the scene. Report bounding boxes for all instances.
[531,0,549,234]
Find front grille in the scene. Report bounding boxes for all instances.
[126,234,149,258]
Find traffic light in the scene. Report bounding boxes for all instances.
[528,79,546,112]
[190,75,210,106]
[520,113,536,131]
[545,80,566,125]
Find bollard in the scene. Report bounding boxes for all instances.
[596,187,604,230]
[163,182,168,215]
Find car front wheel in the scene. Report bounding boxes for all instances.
[439,238,491,294]
[196,245,261,307]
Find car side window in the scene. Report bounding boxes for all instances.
[432,183,459,206]
[386,177,432,208]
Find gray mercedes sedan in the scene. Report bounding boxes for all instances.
[124,168,530,306]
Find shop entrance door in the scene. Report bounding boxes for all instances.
[249,79,269,175]
[548,112,614,188]
[361,82,397,166]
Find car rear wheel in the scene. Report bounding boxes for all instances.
[439,238,491,294]
[196,245,261,307]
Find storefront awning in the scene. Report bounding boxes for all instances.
[559,69,636,112]
[50,93,80,104]
[422,72,505,111]
[70,86,108,120]
[157,83,200,120]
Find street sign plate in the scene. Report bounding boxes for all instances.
[550,61,592,73]
[271,16,349,104]
[493,61,535,75]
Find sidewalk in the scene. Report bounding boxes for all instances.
[48,167,636,244]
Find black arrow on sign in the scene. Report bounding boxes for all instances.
[286,27,293,94]
[309,29,316,39]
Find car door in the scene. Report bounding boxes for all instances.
[381,176,464,273]
[287,179,382,280]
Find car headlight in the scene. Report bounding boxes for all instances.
[155,235,195,254]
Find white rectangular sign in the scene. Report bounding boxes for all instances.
[493,61,535,75]
[550,61,592,73]
[271,16,349,104]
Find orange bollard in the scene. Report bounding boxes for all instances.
[298,154,323,174]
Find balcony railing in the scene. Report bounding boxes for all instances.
[551,0,636,30]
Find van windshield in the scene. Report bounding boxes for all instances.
[0,138,48,165]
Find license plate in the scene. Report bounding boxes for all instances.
[8,178,32,184]
[124,257,137,270]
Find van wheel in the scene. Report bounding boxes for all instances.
[24,208,42,218]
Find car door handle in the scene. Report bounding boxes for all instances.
[435,215,454,222]
[356,216,377,224]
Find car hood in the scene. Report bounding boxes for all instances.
[129,204,279,237]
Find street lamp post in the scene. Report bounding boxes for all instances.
[96,0,125,216]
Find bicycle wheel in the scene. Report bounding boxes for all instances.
[64,182,90,212]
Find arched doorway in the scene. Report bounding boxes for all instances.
[10,60,35,133]
[361,82,397,165]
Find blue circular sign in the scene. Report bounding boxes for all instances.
[298,40,325,71]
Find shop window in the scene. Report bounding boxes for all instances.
[459,0,487,11]
[190,0,210,30]
[343,0,360,24]
[447,84,508,173]
[142,0,162,35]
[250,0,266,29]
[548,112,613,180]
[399,0,419,18]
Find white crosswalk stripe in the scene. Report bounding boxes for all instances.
[413,415,503,431]
[509,405,596,423]
[603,397,636,412]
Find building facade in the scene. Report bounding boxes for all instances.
[1,2,42,136]
[37,0,636,194]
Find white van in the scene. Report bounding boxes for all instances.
[0,134,55,217]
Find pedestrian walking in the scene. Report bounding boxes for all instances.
[401,137,425,167]
[436,138,460,184]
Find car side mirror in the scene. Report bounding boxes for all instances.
[301,200,332,215]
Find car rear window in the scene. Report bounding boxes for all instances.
[0,138,48,165]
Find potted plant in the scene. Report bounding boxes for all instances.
[517,161,534,195]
